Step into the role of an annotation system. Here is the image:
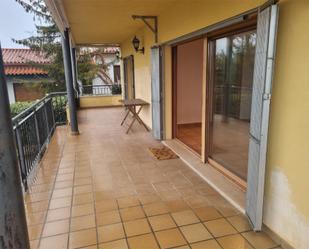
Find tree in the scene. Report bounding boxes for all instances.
[13,0,99,93]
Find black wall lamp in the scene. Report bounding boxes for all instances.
[132,36,144,54]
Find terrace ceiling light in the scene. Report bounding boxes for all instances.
[132,36,144,54]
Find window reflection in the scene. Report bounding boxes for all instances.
[210,30,256,181]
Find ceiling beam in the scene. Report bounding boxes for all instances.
[132,15,158,43]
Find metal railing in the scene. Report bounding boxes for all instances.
[81,84,121,96]
[12,92,67,190]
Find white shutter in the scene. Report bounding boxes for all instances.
[246,3,279,231]
[151,46,164,140]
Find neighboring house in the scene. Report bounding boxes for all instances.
[3,48,51,104]
[91,47,121,86]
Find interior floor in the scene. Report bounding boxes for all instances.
[175,115,249,181]
[176,123,202,155]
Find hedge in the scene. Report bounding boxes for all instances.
[10,101,34,118]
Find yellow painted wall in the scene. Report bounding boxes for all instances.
[79,95,123,108]
[120,1,309,248]
[263,1,309,248]
[121,0,263,128]
[158,0,264,42]
[121,27,153,128]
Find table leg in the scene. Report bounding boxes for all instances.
[126,106,143,134]
[121,108,130,126]
[134,112,149,131]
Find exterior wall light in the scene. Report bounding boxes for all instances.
[132,36,144,54]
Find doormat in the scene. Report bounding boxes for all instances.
[149,146,179,160]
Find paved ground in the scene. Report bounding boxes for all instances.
[25,107,281,249]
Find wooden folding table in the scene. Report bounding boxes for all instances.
[120,99,150,134]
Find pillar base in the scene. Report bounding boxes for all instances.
[70,131,80,136]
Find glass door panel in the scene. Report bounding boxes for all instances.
[210,30,256,181]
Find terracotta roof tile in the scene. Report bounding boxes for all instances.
[2,48,51,64]
[5,66,47,76]
[2,48,50,76]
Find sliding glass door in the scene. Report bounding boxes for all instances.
[173,39,204,155]
[208,29,256,181]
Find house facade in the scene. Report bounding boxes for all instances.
[91,47,121,94]
[3,48,51,103]
[45,0,309,248]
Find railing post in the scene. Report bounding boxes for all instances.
[61,29,79,135]
[53,94,59,124]
[34,110,41,150]
[15,127,28,190]
[43,99,50,138]
[50,97,56,129]
[0,45,30,248]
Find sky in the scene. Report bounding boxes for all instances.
[0,0,38,48]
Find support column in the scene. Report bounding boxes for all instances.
[0,46,30,248]
[62,28,79,135]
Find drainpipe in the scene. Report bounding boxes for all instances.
[0,46,30,249]
[71,47,80,108]
[71,47,79,96]
[61,28,79,135]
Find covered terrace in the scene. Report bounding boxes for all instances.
[0,0,287,249]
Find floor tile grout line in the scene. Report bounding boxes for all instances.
[167,210,192,248]
[197,210,235,249]
[141,195,208,248]
[166,199,223,249]
[224,214,252,233]
[171,201,232,247]
[89,154,100,249]
[34,209,234,243]
[35,129,67,249]
[116,197,132,249]
[216,213,260,249]
[67,146,80,249]
[139,201,165,249]
[239,231,273,249]
[114,196,244,236]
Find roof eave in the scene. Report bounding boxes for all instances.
[44,0,70,36]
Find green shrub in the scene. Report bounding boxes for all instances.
[52,95,68,123]
[111,84,122,95]
[10,101,34,118]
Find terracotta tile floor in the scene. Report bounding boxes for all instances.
[25,107,282,249]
